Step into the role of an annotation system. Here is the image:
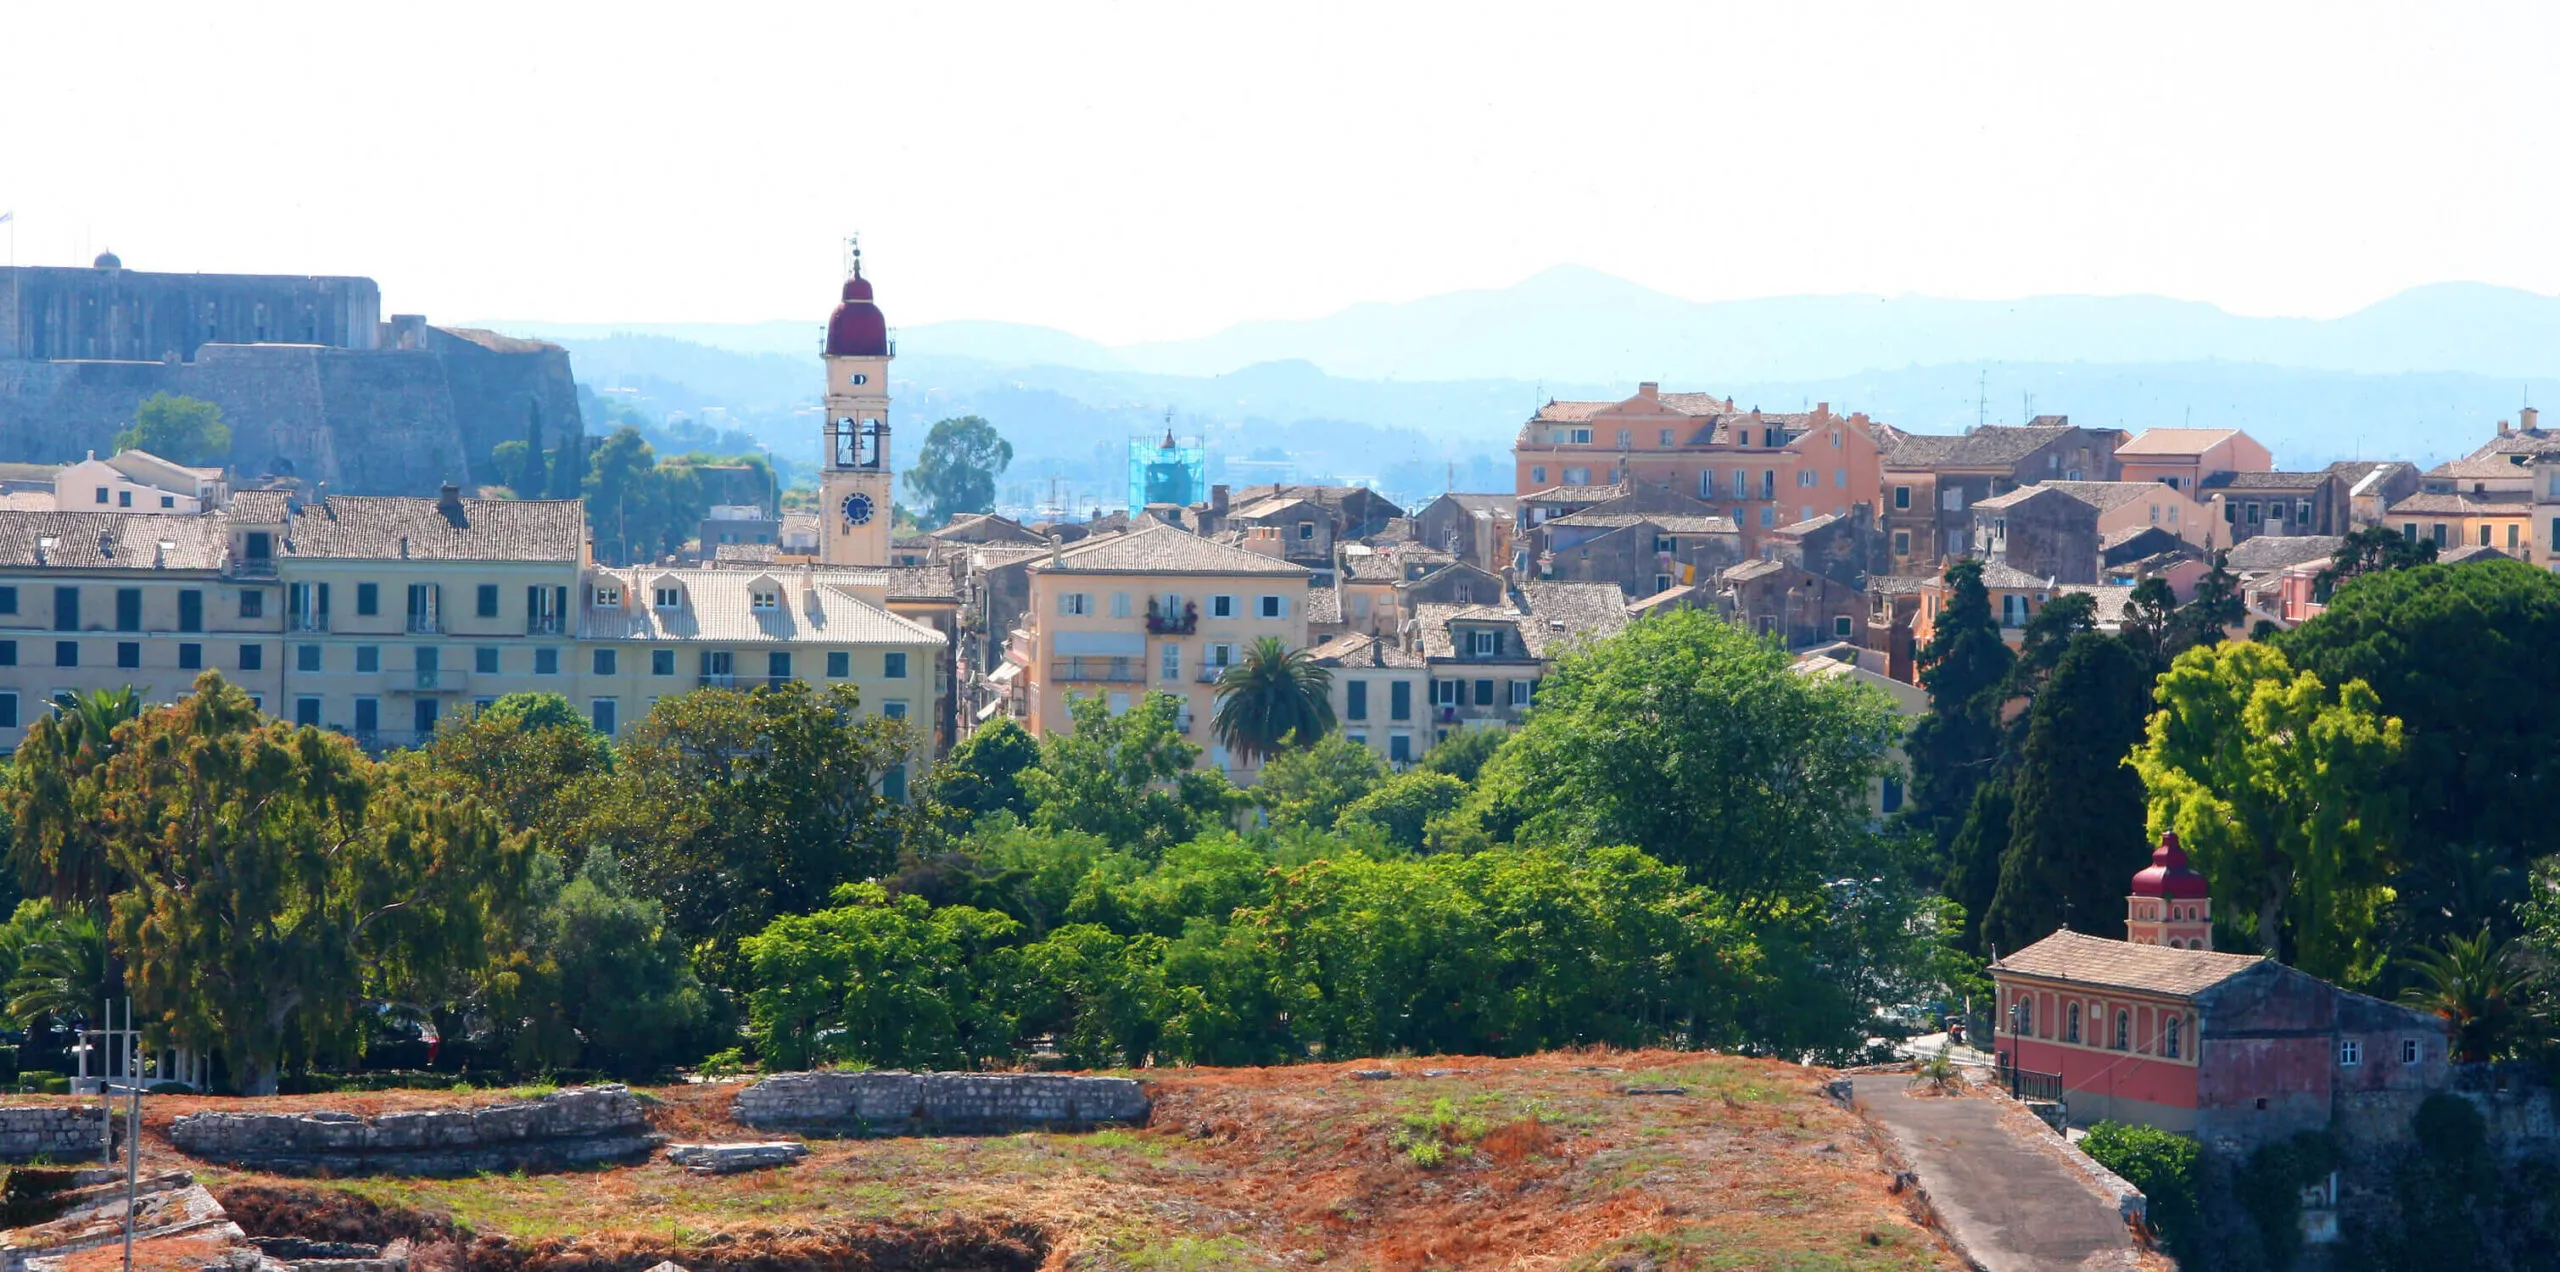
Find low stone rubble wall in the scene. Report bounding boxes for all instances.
[0,1106,123,1164]
[168,1086,658,1176]
[733,1071,1149,1137]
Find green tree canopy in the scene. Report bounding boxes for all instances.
[2130,642,2404,982]
[570,682,919,961]
[902,415,1014,528]
[112,393,231,466]
[739,883,1024,1071]
[5,687,146,910]
[1253,733,1387,832]
[1983,632,2158,952]
[931,717,1042,827]
[1415,725,1506,784]
[1469,608,1898,895]
[97,674,526,1093]
[2277,560,2560,897]
[1212,637,1336,764]
[1337,769,1468,853]
[2317,523,2438,599]
[412,692,611,854]
[1022,692,1242,853]
[1903,560,2015,860]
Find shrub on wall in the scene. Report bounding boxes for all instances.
[2080,1121,2200,1257]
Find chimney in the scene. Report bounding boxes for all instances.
[2525,406,2542,433]
[1211,484,1229,515]
[438,480,463,517]
[2500,418,2513,436]
[1637,382,1660,400]
[1048,533,1063,567]
[1815,401,1830,417]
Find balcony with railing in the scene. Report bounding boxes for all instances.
[411,666,467,692]
[287,612,328,633]
[1144,599,1198,634]
[526,615,566,636]
[406,614,442,635]
[1196,664,1233,684]
[698,672,737,689]
[226,555,277,579]
[1053,657,1145,684]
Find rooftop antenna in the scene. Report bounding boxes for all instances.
[1976,369,1988,431]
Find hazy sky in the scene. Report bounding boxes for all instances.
[8,1,2557,344]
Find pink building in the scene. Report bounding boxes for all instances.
[1990,834,2448,1146]
[2114,428,2274,496]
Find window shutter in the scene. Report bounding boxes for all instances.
[317,583,330,616]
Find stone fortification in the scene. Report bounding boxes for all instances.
[0,263,582,496]
[167,1085,656,1176]
[732,1071,1149,1137]
[0,1106,124,1163]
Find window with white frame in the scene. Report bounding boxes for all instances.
[1469,629,1499,656]
[1110,592,1131,618]
[1060,592,1092,616]
[595,584,622,607]
[2400,1038,2420,1064]
[1211,595,1236,619]
[1507,679,1531,706]
[2339,1039,2362,1067]
[751,588,779,611]
[654,586,681,608]
[1432,678,1458,705]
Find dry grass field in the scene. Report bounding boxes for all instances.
[14,1050,1969,1272]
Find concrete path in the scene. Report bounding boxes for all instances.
[1851,1074,2137,1272]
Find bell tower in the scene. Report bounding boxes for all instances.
[820,239,894,568]
[2125,831,2214,951]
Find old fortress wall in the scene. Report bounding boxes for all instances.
[0,261,582,494]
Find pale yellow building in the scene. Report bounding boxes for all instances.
[1309,632,1430,766]
[1007,522,1310,776]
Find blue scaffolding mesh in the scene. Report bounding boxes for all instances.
[1129,434,1206,517]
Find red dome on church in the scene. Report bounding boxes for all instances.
[2130,831,2210,899]
[825,271,888,357]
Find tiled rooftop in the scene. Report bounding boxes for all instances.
[1879,425,2078,470]
[1034,522,1310,577]
[0,511,230,570]
[1993,929,2264,998]
[579,567,946,647]
[2116,427,2246,456]
[287,496,585,562]
[2199,470,2337,491]
[1310,631,1425,669]
[2222,535,2343,573]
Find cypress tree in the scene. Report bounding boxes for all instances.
[1902,559,2015,865]
[1983,632,2156,952]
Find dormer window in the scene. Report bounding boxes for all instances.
[751,589,780,611]
[654,586,681,609]
[595,585,623,608]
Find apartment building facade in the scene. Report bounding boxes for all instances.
[1311,632,1430,767]
[1512,384,1891,551]
[0,489,945,765]
[1878,421,2126,571]
[1006,522,1312,775]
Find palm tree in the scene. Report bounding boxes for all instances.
[9,687,146,909]
[2399,926,2539,1063]
[5,906,109,1031]
[1212,636,1336,765]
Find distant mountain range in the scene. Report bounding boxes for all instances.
[481,267,2560,506]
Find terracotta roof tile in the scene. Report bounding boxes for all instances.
[2223,535,2343,573]
[1310,631,1425,669]
[0,510,230,570]
[286,496,584,562]
[1033,521,1309,577]
[1992,929,2264,998]
[1880,425,2078,470]
[2116,427,2246,456]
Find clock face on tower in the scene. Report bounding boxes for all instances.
[841,492,876,527]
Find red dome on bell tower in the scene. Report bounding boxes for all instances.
[2130,831,2211,900]
[825,264,889,358]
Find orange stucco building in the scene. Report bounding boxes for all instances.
[1511,384,1891,551]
